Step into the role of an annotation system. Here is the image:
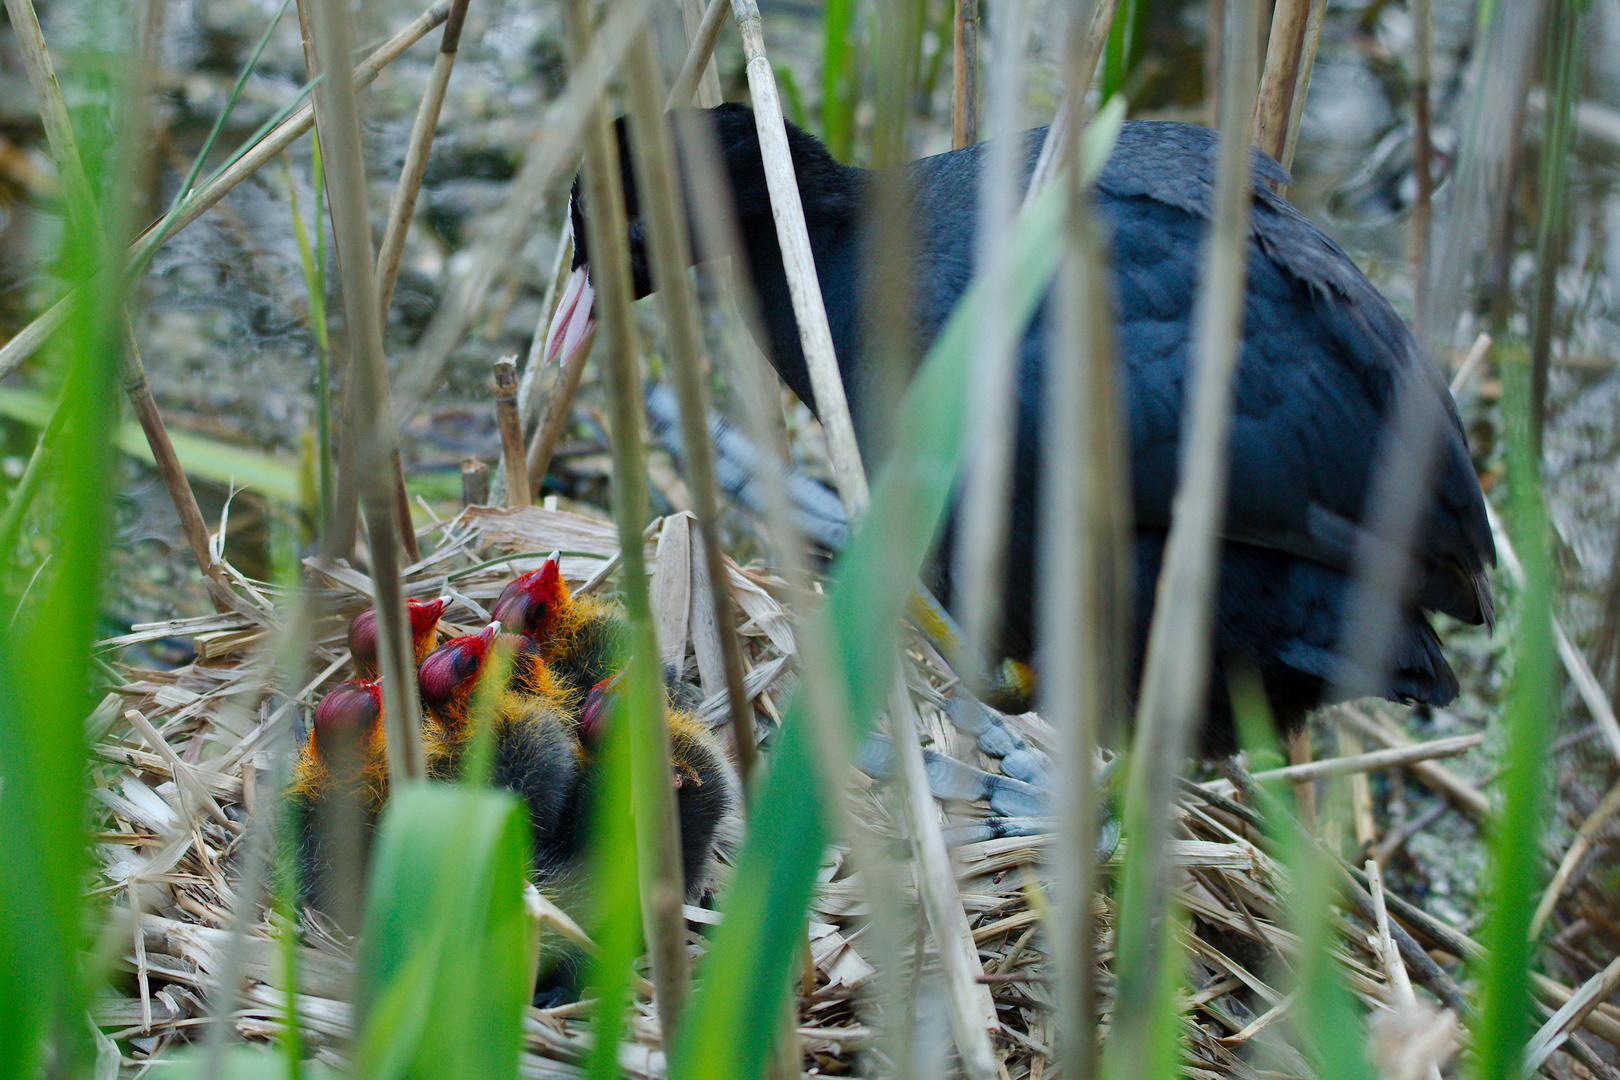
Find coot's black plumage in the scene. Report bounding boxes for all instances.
[549,105,1496,753]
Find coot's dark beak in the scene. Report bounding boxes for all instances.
[544,264,597,367]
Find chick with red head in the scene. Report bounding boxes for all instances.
[290,679,390,926]
[490,554,626,697]
[416,623,590,878]
[578,673,735,900]
[347,595,452,679]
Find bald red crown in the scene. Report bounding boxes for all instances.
[349,596,451,672]
[418,622,499,706]
[312,680,383,759]
[491,556,568,641]
[578,673,621,750]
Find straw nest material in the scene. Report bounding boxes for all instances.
[85,504,1620,1078]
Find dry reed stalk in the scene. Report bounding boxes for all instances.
[0,0,451,384]
[673,0,725,107]
[1247,733,1484,785]
[493,357,532,507]
[1410,0,1433,331]
[1248,0,1310,170]
[572,0,689,1033]
[391,0,662,419]
[1478,499,1620,761]
[1339,726,1377,851]
[1530,776,1620,940]
[119,329,232,610]
[1043,6,1122,1077]
[728,0,870,514]
[526,322,596,487]
[461,458,489,505]
[1277,0,1325,174]
[623,50,758,788]
[1114,0,1258,1058]
[376,0,472,317]
[307,0,424,780]
[1022,0,1120,204]
[951,0,979,147]
[889,662,1000,1079]
[1289,728,1317,834]
[1332,705,1490,820]
[952,0,1034,682]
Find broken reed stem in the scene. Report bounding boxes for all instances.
[670,0,727,108]
[951,0,979,148]
[624,50,758,790]
[575,6,689,1034]
[376,0,471,318]
[0,0,452,385]
[494,227,572,502]
[461,457,490,505]
[889,661,1000,1079]
[1248,0,1309,172]
[730,0,870,514]
[526,323,596,490]
[493,357,532,506]
[307,0,424,779]
[1531,775,1620,940]
[119,327,232,611]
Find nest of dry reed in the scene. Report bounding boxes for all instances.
[84,503,1620,1078]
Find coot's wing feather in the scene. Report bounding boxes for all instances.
[1093,122,1493,624]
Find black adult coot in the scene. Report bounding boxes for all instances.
[546,104,1496,754]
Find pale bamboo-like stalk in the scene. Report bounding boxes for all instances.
[1248,0,1310,170]
[307,0,424,782]
[376,0,472,318]
[729,0,870,514]
[672,0,726,107]
[1247,733,1485,783]
[0,0,452,384]
[391,0,662,419]
[623,45,757,788]
[1022,0,1119,204]
[573,0,689,1034]
[1277,0,1325,174]
[1530,775,1620,940]
[1110,0,1258,1064]
[953,0,1034,687]
[888,659,999,1080]
[951,0,979,147]
[1044,13,1122,1079]
[493,357,532,506]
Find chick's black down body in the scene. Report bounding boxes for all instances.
[575,105,1495,753]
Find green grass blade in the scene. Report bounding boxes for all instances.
[353,782,534,1080]
[1471,367,1554,1080]
[0,386,301,502]
[669,107,1123,1080]
[820,0,859,159]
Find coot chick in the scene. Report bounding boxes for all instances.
[290,679,390,922]
[347,595,452,680]
[550,105,1495,754]
[578,673,735,898]
[492,554,626,698]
